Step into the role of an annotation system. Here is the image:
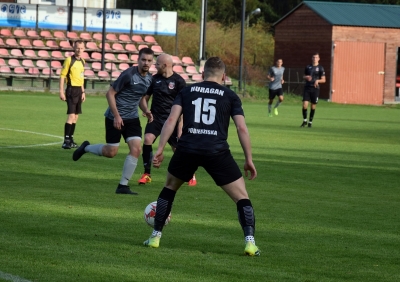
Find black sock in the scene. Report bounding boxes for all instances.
[64,123,72,142]
[237,199,255,237]
[302,109,307,120]
[70,123,76,141]
[154,187,176,232]
[309,109,315,122]
[142,144,153,174]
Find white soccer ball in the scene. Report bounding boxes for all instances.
[144,201,171,228]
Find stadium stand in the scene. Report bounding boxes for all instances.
[38,50,51,58]
[191,74,203,82]
[172,65,185,74]
[172,56,182,65]
[10,49,23,57]
[0,38,4,47]
[93,33,103,41]
[0,66,11,74]
[119,63,130,71]
[186,66,198,75]
[132,35,145,44]
[79,32,92,41]
[8,59,21,68]
[51,50,64,59]
[99,42,112,51]
[86,41,99,51]
[33,40,46,48]
[182,57,195,66]
[19,39,32,48]
[67,32,79,40]
[0,58,6,66]
[46,40,59,48]
[144,36,157,45]
[23,49,36,58]
[54,31,66,40]
[36,60,49,68]
[106,33,118,41]
[151,45,163,55]
[1,29,12,37]
[40,30,53,39]
[118,34,131,43]
[14,29,26,38]
[117,53,130,61]
[27,30,40,39]
[22,59,35,68]
[125,43,138,53]
[6,38,19,47]
[14,66,26,75]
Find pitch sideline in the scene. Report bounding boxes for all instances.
[0,128,63,149]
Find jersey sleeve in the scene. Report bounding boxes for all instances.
[268,67,274,77]
[173,89,183,106]
[60,57,71,78]
[146,77,154,96]
[319,66,326,78]
[111,68,132,93]
[177,76,187,92]
[230,92,244,117]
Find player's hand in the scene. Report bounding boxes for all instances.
[269,77,275,82]
[59,92,66,101]
[244,160,257,180]
[145,111,153,123]
[304,75,312,81]
[113,116,124,130]
[82,93,86,102]
[153,151,164,168]
[281,79,284,84]
[314,81,319,88]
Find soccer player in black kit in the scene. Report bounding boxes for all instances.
[138,54,197,186]
[301,52,326,127]
[143,57,260,256]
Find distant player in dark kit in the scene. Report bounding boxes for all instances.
[143,57,260,256]
[267,59,285,117]
[59,40,86,149]
[72,48,155,195]
[137,53,197,186]
[301,53,326,127]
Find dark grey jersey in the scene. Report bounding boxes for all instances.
[104,66,152,120]
[268,66,285,90]
[173,81,244,155]
[304,64,325,88]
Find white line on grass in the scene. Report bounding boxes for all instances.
[0,128,63,149]
[0,270,32,282]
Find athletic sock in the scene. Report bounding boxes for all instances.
[309,109,315,122]
[302,109,307,120]
[237,198,255,237]
[70,123,76,142]
[154,188,176,232]
[142,144,153,174]
[268,104,272,113]
[85,144,104,156]
[152,230,162,238]
[119,155,138,186]
[64,123,72,142]
[274,101,281,108]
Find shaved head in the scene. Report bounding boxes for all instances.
[155,53,174,77]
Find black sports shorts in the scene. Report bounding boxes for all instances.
[268,88,283,100]
[168,148,243,186]
[303,87,319,104]
[105,117,142,144]
[66,86,83,114]
[145,119,179,148]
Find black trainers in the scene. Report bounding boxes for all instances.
[115,184,138,195]
[70,139,78,148]
[62,140,71,149]
[300,121,307,127]
[72,140,90,161]
[308,123,312,128]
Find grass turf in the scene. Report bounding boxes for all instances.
[0,91,399,282]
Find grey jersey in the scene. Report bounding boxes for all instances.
[104,66,152,120]
[268,66,285,90]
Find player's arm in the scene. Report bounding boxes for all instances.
[59,76,66,101]
[314,69,326,87]
[139,94,153,122]
[232,115,257,180]
[267,68,274,81]
[153,104,182,168]
[59,59,70,101]
[106,86,123,129]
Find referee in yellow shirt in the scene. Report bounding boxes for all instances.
[59,40,86,149]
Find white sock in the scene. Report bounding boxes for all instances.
[245,235,255,244]
[85,144,104,156]
[119,155,138,185]
[152,230,162,238]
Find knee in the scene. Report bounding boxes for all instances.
[103,146,118,158]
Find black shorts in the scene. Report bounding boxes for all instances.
[303,87,319,104]
[168,148,243,186]
[66,86,83,114]
[105,117,142,144]
[269,88,283,100]
[144,119,179,148]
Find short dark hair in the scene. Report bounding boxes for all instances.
[138,47,154,58]
[204,57,225,77]
[74,40,84,46]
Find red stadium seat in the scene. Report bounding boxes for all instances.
[8,59,21,67]
[79,32,92,41]
[144,36,157,45]
[0,58,6,66]
[105,62,117,71]
[86,41,99,51]
[119,63,129,71]
[64,51,74,57]
[99,42,111,51]
[51,61,63,69]
[84,69,96,78]
[13,29,26,38]
[38,50,50,58]
[24,49,36,58]
[91,62,101,71]
[97,70,109,79]
[36,60,49,68]
[33,40,45,48]
[182,57,195,66]
[111,71,121,78]
[172,56,182,65]
[6,38,19,47]
[125,44,138,53]
[186,66,198,74]
[106,33,118,41]
[132,35,144,44]
[0,66,11,74]
[46,40,58,48]
[0,38,4,47]
[60,41,72,49]
[91,52,102,60]
[28,67,40,75]
[149,65,157,74]
[191,74,203,82]
[42,68,54,76]
[138,44,148,51]
[67,32,79,40]
[10,49,23,57]
[151,45,163,55]
[117,53,129,61]
[41,30,53,39]
[27,30,40,39]
[172,65,184,74]
[93,33,102,41]
[51,51,64,59]
[14,66,26,75]
[81,52,90,60]
[130,54,138,63]
[53,31,66,40]
[19,39,32,48]
[104,53,116,61]
[179,73,190,82]
[112,43,124,51]
[56,68,62,76]
[119,34,131,43]
[0,48,9,57]
[22,59,35,68]
[1,29,12,37]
